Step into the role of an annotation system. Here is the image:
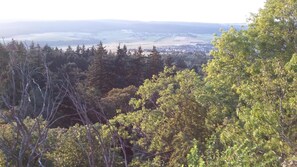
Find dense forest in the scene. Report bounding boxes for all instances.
[0,0,297,166]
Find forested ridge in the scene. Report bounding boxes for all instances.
[0,0,297,166]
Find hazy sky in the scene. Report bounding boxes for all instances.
[0,0,266,23]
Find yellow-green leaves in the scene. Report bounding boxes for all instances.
[202,0,297,166]
[112,67,209,166]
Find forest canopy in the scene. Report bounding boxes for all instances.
[0,0,297,166]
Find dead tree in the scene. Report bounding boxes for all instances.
[63,75,129,167]
[0,43,65,167]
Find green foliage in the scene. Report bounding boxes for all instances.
[46,125,90,167]
[202,0,297,165]
[87,42,108,96]
[186,140,205,167]
[2,0,297,166]
[0,117,50,166]
[0,119,123,166]
[101,85,138,118]
[0,151,5,167]
[148,46,163,77]
[112,67,209,166]
[47,124,104,167]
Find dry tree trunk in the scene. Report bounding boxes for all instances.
[63,75,129,167]
[0,45,65,166]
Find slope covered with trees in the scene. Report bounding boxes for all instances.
[0,0,297,166]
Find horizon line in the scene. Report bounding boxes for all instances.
[0,19,247,25]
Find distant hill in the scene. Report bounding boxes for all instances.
[0,20,244,49]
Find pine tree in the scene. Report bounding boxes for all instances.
[87,42,108,96]
[164,56,174,67]
[130,46,145,86]
[148,46,163,77]
[114,44,128,87]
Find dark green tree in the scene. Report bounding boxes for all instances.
[128,46,145,86]
[114,44,128,87]
[87,42,108,96]
[148,46,163,77]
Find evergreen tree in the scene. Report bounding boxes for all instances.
[87,42,108,96]
[164,56,174,67]
[114,44,128,87]
[0,43,10,107]
[129,46,145,86]
[148,46,163,77]
[175,58,187,69]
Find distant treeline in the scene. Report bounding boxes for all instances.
[1,1,296,165]
[0,40,208,127]
[0,40,211,166]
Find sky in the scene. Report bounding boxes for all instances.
[0,0,266,23]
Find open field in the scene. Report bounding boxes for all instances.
[0,20,242,50]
